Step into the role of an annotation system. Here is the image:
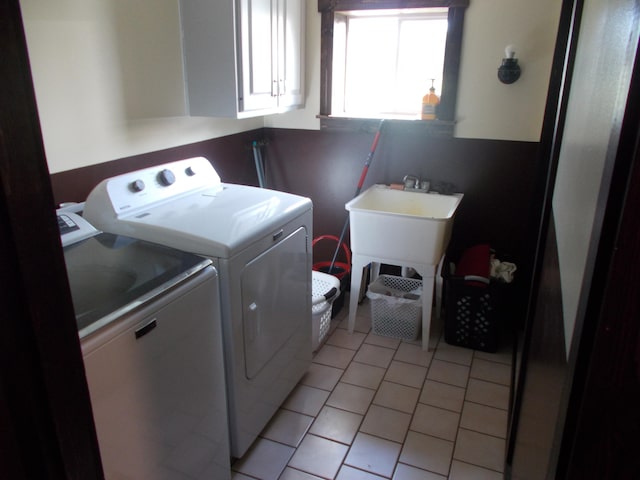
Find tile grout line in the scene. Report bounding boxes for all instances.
[287,313,373,478]
[332,327,402,479]
[390,331,448,479]
[237,301,511,480]
[441,342,475,479]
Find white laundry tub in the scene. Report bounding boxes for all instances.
[345,184,463,265]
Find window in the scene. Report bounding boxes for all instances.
[318,0,469,132]
[333,9,448,119]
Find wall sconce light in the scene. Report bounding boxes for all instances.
[498,45,521,84]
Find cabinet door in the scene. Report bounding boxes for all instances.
[238,0,279,113]
[182,0,304,117]
[278,0,305,109]
[238,0,304,113]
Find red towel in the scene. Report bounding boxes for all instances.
[455,244,491,284]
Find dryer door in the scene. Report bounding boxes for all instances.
[242,226,309,379]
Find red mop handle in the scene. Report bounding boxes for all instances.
[355,126,383,192]
[328,120,385,272]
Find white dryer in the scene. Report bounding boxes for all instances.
[84,157,313,458]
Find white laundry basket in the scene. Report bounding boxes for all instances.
[366,274,423,341]
[312,271,341,351]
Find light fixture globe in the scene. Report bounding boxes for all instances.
[498,45,521,84]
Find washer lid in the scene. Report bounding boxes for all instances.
[64,232,212,338]
[87,183,312,258]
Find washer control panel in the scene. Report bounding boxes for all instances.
[87,157,222,216]
[57,211,100,247]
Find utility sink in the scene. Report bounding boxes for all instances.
[346,184,463,265]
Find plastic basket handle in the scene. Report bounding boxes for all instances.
[454,275,491,286]
[462,275,490,285]
[312,287,339,306]
[312,235,352,264]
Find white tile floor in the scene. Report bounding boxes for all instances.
[232,295,512,480]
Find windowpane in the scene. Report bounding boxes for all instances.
[333,10,448,119]
[344,17,399,115]
[396,18,447,113]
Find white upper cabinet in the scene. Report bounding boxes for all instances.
[180,0,305,118]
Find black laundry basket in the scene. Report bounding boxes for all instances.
[441,248,511,353]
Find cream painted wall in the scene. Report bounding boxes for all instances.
[21,0,262,174]
[454,0,561,140]
[21,0,561,174]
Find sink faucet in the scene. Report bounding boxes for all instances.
[403,175,419,189]
[402,175,430,192]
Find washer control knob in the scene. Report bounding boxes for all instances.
[157,169,176,186]
[185,166,196,176]
[130,180,145,192]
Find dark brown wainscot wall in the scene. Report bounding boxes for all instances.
[51,125,539,315]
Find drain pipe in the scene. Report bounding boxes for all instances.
[252,140,266,188]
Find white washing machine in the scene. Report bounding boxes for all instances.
[83,157,313,458]
[60,210,230,479]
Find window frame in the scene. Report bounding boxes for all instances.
[318,0,469,133]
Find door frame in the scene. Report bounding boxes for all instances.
[0,1,103,477]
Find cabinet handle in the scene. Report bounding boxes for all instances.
[272,79,278,97]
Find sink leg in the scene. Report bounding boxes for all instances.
[348,255,368,334]
[412,264,436,351]
[421,275,435,351]
[370,262,380,282]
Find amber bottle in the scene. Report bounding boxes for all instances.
[421,79,440,120]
